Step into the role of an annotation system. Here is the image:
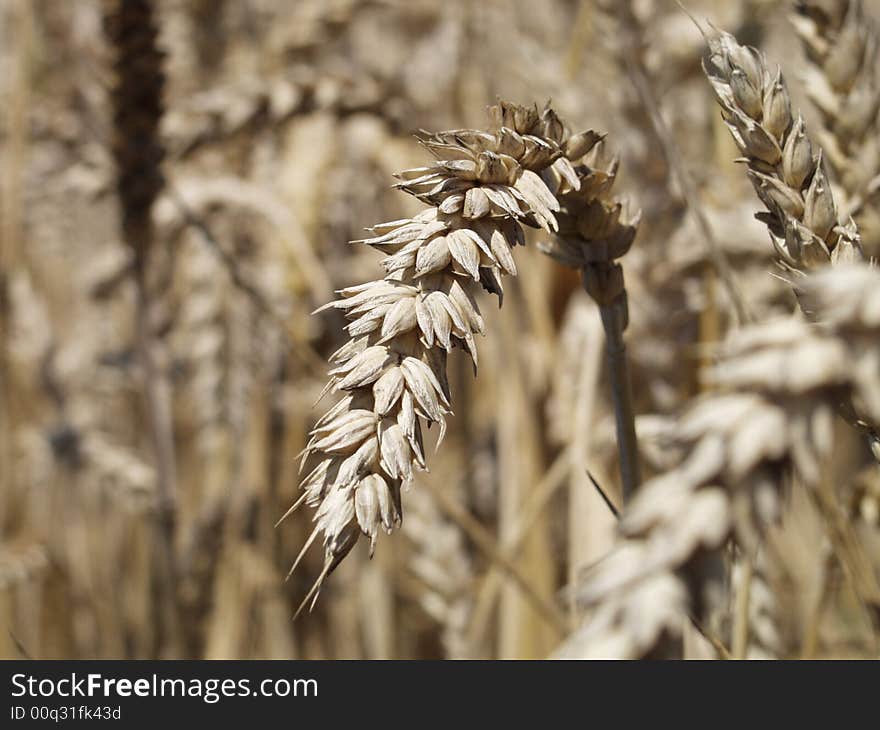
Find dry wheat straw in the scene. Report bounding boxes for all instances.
[286,101,638,612]
[541,143,642,498]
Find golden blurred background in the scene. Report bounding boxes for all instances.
[1,0,878,659]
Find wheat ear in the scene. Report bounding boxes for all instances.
[103,0,182,651]
[559,263,880,659]
[702,27,863,270]
[792,1,880,252]
[702,26,880,454]
[287,101,639,609]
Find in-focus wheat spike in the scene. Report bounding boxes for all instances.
[702,26,864,270]
[792,0,880,254]
[558,263,880,659]
[288,100,627,610]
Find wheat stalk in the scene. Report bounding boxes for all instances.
[541,143,642,498]
[285,101,639,613]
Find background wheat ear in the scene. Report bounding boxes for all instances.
[702,24,864,271]
[561,261,880,659]
[700,23,880,459]
[792,0,880,257]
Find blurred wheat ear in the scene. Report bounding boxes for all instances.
[792,0,880,256]
[103,0,182,654]
[563,262,880,659]
[702,23,880,457]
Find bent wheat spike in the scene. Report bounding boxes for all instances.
[288,101,640,609]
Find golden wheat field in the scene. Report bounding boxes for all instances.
[1,0,879,661]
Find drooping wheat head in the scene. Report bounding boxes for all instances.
[286,101,638,613]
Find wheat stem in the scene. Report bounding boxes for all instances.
[597,292,641,501]
[731,550,755,659]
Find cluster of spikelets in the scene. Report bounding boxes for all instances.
[558,263,880,659]
[792,0,880,253]
[102,0,166,242]
[285,101,639,612]
[703,28,863,271]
